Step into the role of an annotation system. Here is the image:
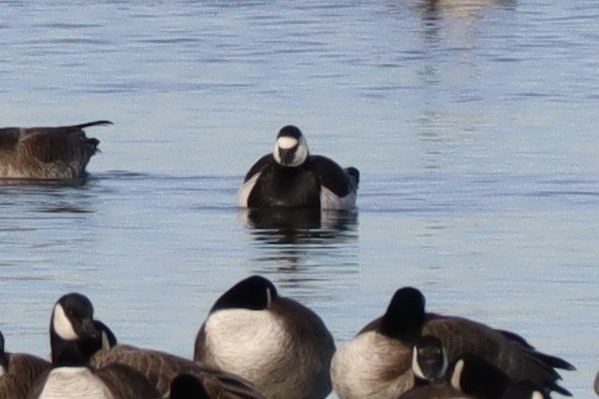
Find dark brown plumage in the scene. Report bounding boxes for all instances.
[0,330,51,399]
[331,287,573,399]
[0,120,111,180]
[91,345,265,399]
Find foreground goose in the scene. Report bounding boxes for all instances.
[34,293,261,399]
[82,318,264,398]
[0,120,111,180]
[28,293,160,399]
[0,330,51,399]
[398,335,475,399]
[194,275,336,399]
[91,341,265,399]
[238,125,359,210]
[399,335,512,399]
[330,287,573,399]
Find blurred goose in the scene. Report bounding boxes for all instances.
[27,292,160,399]
[238,125,359,210]
[595,371,599,397]
[169,374,209,399]
[0,120,111,180]
[91,341,265,399]
[331,287,573,399]
[84,317,265,398]
[0,330,51,399]
[194,275,336,399]
[501,381,545,399]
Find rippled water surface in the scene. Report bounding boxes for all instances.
[2,0,599,397]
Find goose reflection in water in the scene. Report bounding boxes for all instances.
[240,208,358,244]
[239,208,359,274]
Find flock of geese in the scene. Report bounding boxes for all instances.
[0,121,590,398]
[0,275,579,399]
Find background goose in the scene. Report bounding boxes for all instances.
[194,275,336,399]
[331,287,573,399]
[0,330,51,399]
[27,292,160,399]
[0,120,111,180]
[238,125,359,210]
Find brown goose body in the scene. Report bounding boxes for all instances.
[0,120,111,180]
[91,345,265,399]
[0,331,51,399]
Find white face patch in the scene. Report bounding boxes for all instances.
[53,304,79,341]
[276,136,298,150]
[273,135,309,167]
[531,392,544,399]
[450,359,465,391]
[411,346,426,380]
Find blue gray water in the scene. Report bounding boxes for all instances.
[1,0,598,397]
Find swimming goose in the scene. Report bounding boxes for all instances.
[27,292,160,399]
[238,125,359,210]
[194,275,336,399]
[0,120,111,180]
[330,287,573,399]
[0,330,51,399]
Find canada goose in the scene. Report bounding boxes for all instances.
[27,292,160,399]
[407,335,514,399]
[0,120,111,180]
[0,330,51,399]
[91,343,265,399]
[238,125,359,210]
[194,275,336,399]
[85,317,265,398]
[330,287,573,399]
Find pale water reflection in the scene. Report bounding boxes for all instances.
[2,0,599,397]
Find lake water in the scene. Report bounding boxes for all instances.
[1,0,598,397]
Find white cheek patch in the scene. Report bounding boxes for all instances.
[411,347,426,380]
[450,359,465,391]
[531,392,544,399]
[53,304,79,341]
[276,137,298,150]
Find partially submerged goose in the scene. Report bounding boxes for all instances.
[28,292,159,399]
[330,287,573,399]
[0,330,51,399]
[0,120,111,180]
[238,125,359,210]
[194,275,336,399]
